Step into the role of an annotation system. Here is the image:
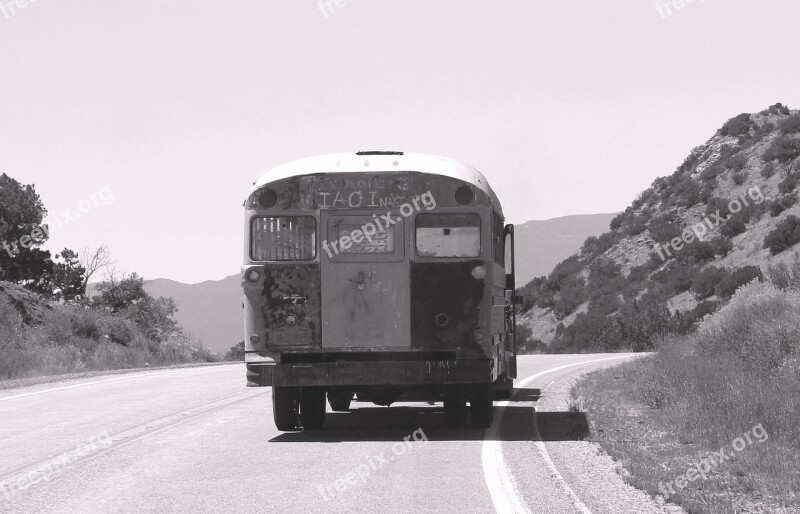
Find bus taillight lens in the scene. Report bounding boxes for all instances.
[258,189,278,208]
[251,216,316,261]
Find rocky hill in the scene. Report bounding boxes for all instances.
[518,103,800,352]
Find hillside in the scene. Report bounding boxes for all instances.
[518,103,800,352]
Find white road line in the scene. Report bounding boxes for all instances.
[0,365,232,402]
[482,355,634,514]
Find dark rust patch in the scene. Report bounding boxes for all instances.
[261,264,321,347]
[410,261,484,349]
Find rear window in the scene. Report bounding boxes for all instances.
[251,216,316,261]
[416,213,481,258]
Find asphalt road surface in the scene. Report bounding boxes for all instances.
[0,354,681,514]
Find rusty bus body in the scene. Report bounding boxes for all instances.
[242,152,518,430]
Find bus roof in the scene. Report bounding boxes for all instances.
[250,152,503,214]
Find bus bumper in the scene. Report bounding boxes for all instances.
[246,360,492,387]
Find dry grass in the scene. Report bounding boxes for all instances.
[573,280,800,513]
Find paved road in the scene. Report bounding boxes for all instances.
[0,354,678,513]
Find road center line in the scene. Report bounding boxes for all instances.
[481,355,634,514]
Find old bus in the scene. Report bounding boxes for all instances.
[242,152,518,430]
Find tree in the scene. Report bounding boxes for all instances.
[226,341,245,361]
[93,272,180,341]
[80,245,112,295]
[51,249,86,300]
[0,174,54,287]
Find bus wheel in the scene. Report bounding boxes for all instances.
[300,387,327,430]
[443,387,466,428]
[470,383,494,428]
[328,391,353,412]
[273,387,298,431]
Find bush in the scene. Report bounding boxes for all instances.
[764,215,800,254]
[732,171,746,185]
[779,114,800,134]
[778,173,798,194]
[764,215,800,255]
[720,113,753,137]
[727,152,748,172]
[710,235,733,256]
[763,135,800,163]
[768,103,791,115]
[698,280,796,371]
[720,215,746,238]
[647,213,682,244]
[761,162,777,178]
[682,240,715,264]
[714,265,763,298]
[769,192,798,217]
[705,197,731,219]
[692,266,727,299]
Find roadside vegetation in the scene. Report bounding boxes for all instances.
[571,263,800,513]
[0,172,218,380]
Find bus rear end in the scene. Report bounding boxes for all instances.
[242,152,517,430]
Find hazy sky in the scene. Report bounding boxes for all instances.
[1,0,798,283]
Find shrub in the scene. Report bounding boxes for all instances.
[692,266,727,299]
[769,192,798,217]
[720,113,753,137]
[714,265,763,298]
[761,162,777,178]
[609,213,625,231]
[682,240,715,264]
[732,171,746,185]
[705,197,731,219]
[763,135,800,163]
[768,103,791,115]
[779,114,800,134]
[698,280,795,371]
[726,152,748,172]
[648,213,682,244]
[778,173,798,194]
[764,215,800,254]
[720,215,746,238]
[710,235,733,256]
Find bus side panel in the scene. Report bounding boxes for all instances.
[410,260,485,352]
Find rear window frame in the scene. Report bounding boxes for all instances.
[414,212,482,259]
[250,215,318,262]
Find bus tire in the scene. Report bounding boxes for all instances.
[327,391,353,412]
[300,387,327,430]
[443,387,466,428]
[470,383,494,428]
[273,386,298,431]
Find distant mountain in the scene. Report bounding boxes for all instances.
[148,214,614,352]
[513,214,618,285]
[144,275,241,354]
